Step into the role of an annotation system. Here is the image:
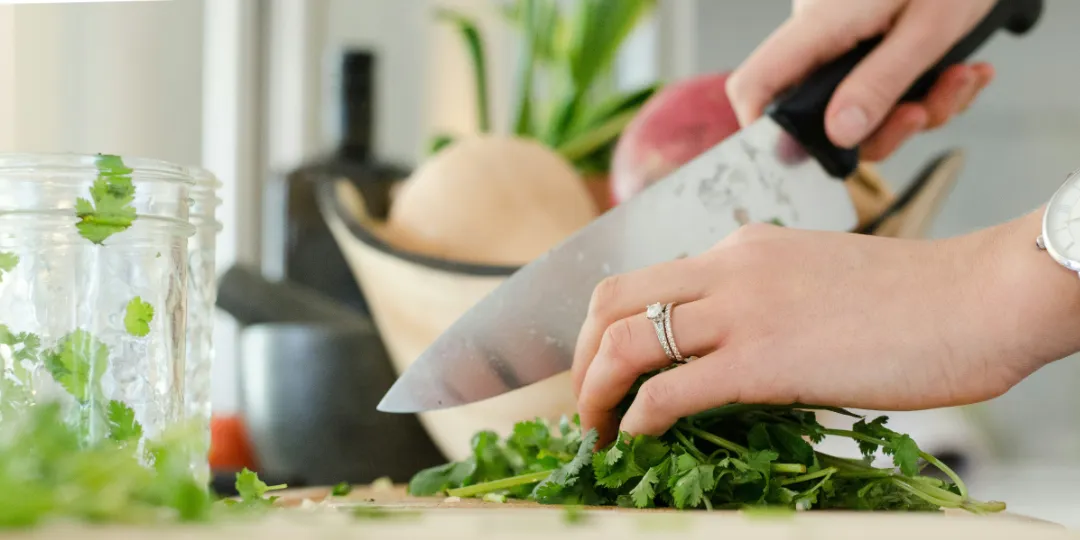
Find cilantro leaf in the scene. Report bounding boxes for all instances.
[889,434,921,477]
[331,482,353,497]
[629,464,662,508]
[75,154,137,245]
[123,297,154,337]
[408,460,475,496]
[0,252,18,283]
[106,400,142,443]
[42,330,108,403]
[532,428,597,503]
[235,468,287,506]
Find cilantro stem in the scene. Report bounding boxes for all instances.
[822,429,968,498]
[889,478,960,508]
[771,463,808,474]
[685,426,747,454]
[684,427,805,474]
[672,429,708,462]
[778,467,837,486]
[446,469,554,498]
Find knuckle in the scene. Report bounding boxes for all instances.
[588,275,623,322]
[635,378,674,417]
[598,318,637,365]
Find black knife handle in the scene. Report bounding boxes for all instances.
[766,0,1043,179]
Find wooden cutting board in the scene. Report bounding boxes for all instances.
[4,485,1077,539]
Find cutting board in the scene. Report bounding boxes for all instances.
[4,485,1076,539]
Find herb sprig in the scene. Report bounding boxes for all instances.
[408,373,1004,513]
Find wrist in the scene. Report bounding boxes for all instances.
[981,207,1080,372]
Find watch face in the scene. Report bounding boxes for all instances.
[1044,170,1080,267]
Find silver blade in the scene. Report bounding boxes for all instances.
[377,117,858,413]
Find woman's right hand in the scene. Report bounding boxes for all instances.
[725,0,999,161]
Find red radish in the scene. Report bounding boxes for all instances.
[610,72,741,204]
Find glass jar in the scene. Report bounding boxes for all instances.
[0,153,194,452]
[185,166,222,485]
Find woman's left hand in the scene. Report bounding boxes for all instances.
[570,214,1080,446]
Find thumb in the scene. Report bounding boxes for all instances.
[824,2,988,148]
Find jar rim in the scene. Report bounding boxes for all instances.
[0,152,194,185]
[187,165,225,190]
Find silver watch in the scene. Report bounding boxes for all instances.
[1037,168,1080,276]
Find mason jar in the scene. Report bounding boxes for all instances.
[185,165,222,485]
[0,153,194,452]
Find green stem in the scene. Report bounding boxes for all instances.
[918,451,967,499]
[446,469,554,498]
[673,429,707,462]
[685,427,747,455]
[555,109,636,162]
[771,463,808,474]
[822,429,969,498]
[779,467,837,487]
[889,478,960,508]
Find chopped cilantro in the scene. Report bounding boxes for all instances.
[407,372,1006,513]
[233,468,287,507]
[123,296,154,337]
[106,400,142,443]
[331,482,353,497]
[75,154,137,244]
[0,252,18,283]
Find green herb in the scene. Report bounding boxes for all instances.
[331,482,353,497]
[407,372,1004,513]
[75,154,137,245]
[0,252,18,283]
[123,296,154,337]
[768,217,785,226]
[106,400,142,443]
[42,329,108,404]
[231,468,287,508]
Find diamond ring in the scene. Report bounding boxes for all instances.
[645,302,675,361]
[662,303,685,363]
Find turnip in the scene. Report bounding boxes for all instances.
[384,135,599,266]
[610,72,740,205]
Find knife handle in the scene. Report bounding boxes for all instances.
[766,0,1043,179]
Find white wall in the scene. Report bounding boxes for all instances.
[10,0,204,164]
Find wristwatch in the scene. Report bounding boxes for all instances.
[1037,168,1080,276]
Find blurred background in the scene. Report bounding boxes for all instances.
[4,0,1080,526]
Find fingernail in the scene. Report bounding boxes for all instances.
[831,106,869,147]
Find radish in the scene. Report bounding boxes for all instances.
[610,72,740,204]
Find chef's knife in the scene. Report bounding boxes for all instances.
[378,0,1043,414]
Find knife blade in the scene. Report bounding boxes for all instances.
[377,0,1043,414]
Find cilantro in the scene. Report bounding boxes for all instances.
[331,482,353,497]
[42,330,108,404]
[75,154,137,244]
[408,372,1005,514]
[233,468,287,507]
[106,400,142,443]
[0,252,18,283]
[123,296,154,337]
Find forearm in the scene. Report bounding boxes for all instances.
[979,207,1080,372]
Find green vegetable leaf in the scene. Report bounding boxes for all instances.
[0,252,18,283]
[106,400,142,443]
[434,9,490,133]
[124,297,154,337]
[42,330,108,403]
[331,482,353,497]
[889,435,921,477]
[75,154,137,245]
[532,428,597,503]
[408,460,475,496]
[235,468,287,506]
[629,464,661,508]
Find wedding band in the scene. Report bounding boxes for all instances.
[645,302,675,361]
[662,303,685,363]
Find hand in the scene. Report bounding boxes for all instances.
[726,0,998,161]
[571,211,1080,444]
